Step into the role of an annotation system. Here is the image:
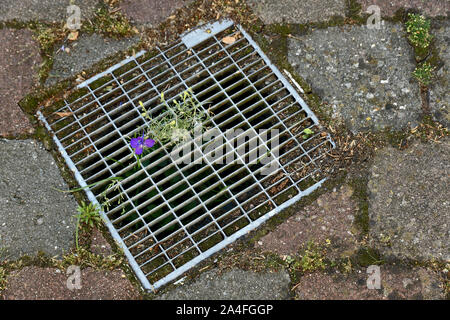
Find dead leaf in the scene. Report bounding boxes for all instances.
[76,74,85,83]
[55,112,73,117]
[222,35,236,45]
[68,31,79,41]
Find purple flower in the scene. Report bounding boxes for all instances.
[130,135,155,155]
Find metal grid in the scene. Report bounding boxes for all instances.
[38,20,334,291]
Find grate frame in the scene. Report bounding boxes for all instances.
[38,20,335,291]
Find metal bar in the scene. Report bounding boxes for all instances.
[39,19,334,291]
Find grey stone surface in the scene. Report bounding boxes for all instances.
[0,139,78,261]
[368,139,450,261]
[295,265,445,300]
[257,185,359,260]
[288,22,421,133]
[2,266,141,300]
[156,269,291,300]
[120,0,193,27]
[357,0,450,18]
[430,20,449,128]
[90,228,113,256]
[46,33,140,85]
[0,0,98,23]
[248,0,346,24]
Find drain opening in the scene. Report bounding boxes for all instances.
[39,20,335,290]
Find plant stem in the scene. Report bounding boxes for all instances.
[75,214,81,251]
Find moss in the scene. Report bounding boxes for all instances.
[273,187,298,206]
[33,125,53,150]
[352,247,383,267]
[348,177,370,237]
[266,24,293,36]
[82,4,134,39]
[345,0,362,20]
[18,79,71,115]
[383,129,409,148]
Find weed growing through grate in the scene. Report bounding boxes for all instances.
[91,89,213,238]
[302,128,314,140]
[140,88,211,145]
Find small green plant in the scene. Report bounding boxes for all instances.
[76,201,102,227]
[74,201,102,250]
[87,6,134,38]
[298,241,327,272]
[405,13,433,49]
[302,128,314,140]
[140,89,211,145]
[413,62,435,86]
[33,24,62,53]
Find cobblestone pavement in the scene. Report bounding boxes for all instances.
[0,0,448,300]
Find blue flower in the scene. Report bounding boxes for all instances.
[130,135,155,155]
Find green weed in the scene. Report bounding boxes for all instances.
[413,62,435,86]
[74,201,102,250]
[141,89,211,145]
[405,13,433,49]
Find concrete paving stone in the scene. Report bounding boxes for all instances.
[368,138,449,261]
[357,0,450,18]
[156,269,291,300]
[0,28,41,137]
[248,0,346,24]
[120,0,193,27]
[256,185,359,260]
[295,265,445,300]
[0,0,98,23]
[90,228,113,256]
[1,266,141,300]
[45,33,140,85]
[430,20,449,128]
[288,22,421,133]
[0,139,78,261]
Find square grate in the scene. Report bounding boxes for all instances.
[38,20,335,291]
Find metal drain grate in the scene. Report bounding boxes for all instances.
[38,20,335,291]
